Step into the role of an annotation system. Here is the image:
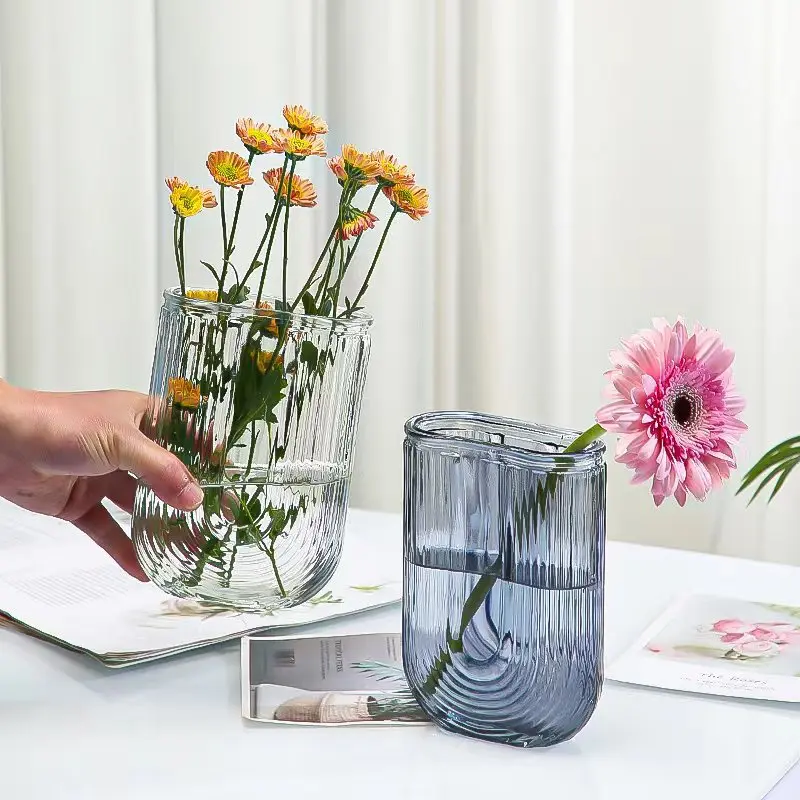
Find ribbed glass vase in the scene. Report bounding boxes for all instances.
[132,288,372,611]
[402,411,606,747]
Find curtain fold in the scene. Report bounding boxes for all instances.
[0,0,159,391]
[1,0,799,563]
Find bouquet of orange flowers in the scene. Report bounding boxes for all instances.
[133,105,428,607]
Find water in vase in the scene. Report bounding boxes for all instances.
[132,463,348,611]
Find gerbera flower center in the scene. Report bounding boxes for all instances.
[667,387,702,431]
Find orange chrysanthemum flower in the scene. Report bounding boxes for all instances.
[185,289,219,302]
[282,104,328,136]
[371,150,415,188]
[337,205,379,241]
[168,377,203,409]
[256,301,279,337]
[206,150,255,189]
[236,118,280,155]
[327,157,347,184]
[255,349,284,374]
[273,128,326,160]
[328,145,380,189]
[263,168,317,208]
[384,183,429,221]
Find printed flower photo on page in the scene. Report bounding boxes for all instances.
[643,596,800,675]
[607,595,800,703]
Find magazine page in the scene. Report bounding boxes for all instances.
[0,499,401,660]
[242,632,428,725]
[608,594,800,702]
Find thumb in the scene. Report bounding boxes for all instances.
[114,429,204,511]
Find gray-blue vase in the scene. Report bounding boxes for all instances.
[402,411,607,747]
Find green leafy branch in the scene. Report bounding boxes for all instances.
[737,435,800,504]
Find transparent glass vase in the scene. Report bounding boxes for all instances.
[132,288,372,611]
[402,411,606,747]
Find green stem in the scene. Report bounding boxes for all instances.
[565,423,606,454]
[178,218,186,294]
[281,159,297,308]
[290,225,337,311]
[343,208,398,316]
[255,157,289,307]
[219,153,254,296]
[218,187,228,295]
[173,215,185,295]
[245,420,258,477]
[314,237,339,307]
[236,488,287,598]
[265,546,287,597]
[341,184,381,272]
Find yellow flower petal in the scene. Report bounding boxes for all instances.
[185,289,219,302]
[170,185,204,218]
[168,377,203,409]
[282,105,328,136]
[255,349,284,374]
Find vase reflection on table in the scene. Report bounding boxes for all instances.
[402,411,607,747]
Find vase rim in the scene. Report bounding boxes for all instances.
[404,411,606,471]
[162,287,374,332]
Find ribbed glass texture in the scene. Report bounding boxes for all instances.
[132,289,371,611]
[402,412,606,747]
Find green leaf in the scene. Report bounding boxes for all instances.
[739,436,800,504]
[456,558,503,640]
[247,495,262,522]
[739,436,800,493]
[301,292,318,315]
[309,590,342,605]
[299,341,318,370]
[200,260,221,283]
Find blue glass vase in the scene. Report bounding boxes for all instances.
[402,412,606,747]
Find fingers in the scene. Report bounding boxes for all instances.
[103,470,138,515]
[70,503,148,581]
[113,430,204,511]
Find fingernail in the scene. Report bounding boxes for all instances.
[179,481,205,509]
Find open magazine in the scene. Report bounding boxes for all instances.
[242,632,428,725]
[608,594,800,702]
[0,500,401,667]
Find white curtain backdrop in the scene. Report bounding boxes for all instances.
[1,0,799,563]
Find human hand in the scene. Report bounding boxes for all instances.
[0,383,203,580]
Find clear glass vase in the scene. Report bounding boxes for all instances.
[402,411,606,747]
[132,288,372,611]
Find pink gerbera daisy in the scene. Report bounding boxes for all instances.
[596,318,747,507]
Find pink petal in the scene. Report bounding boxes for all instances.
[641,374,657,396]
[685,459,712,501]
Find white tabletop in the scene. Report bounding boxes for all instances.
[3,511,800,800]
